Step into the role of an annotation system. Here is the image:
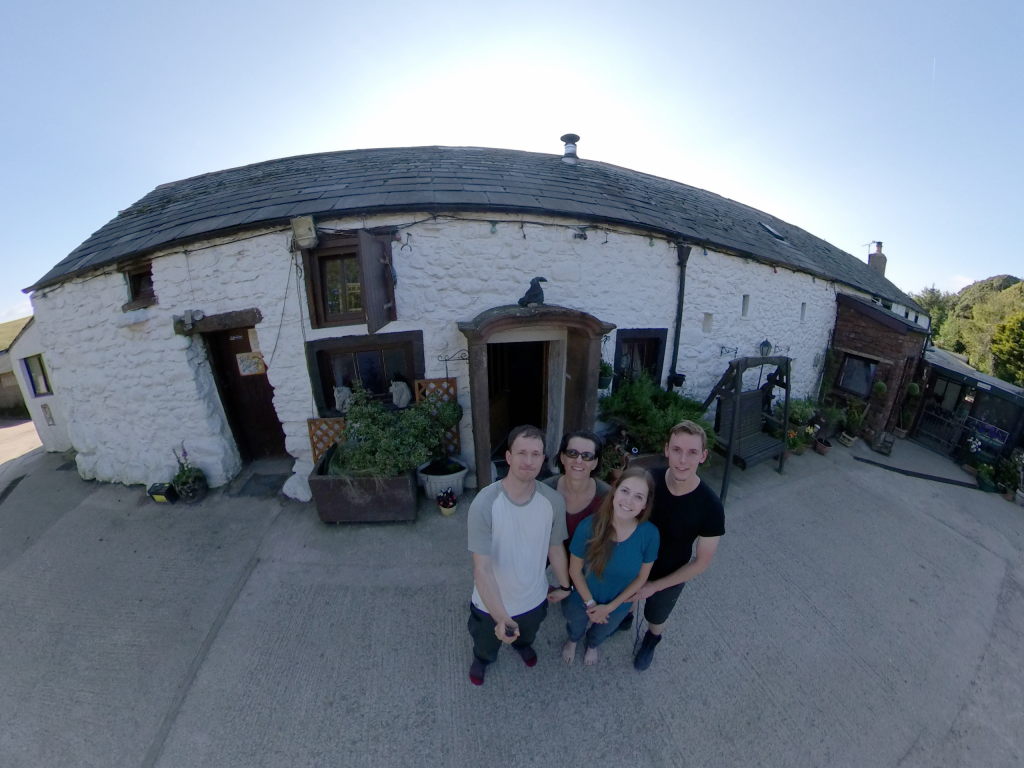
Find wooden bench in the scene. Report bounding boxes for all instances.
[714,390,784,469]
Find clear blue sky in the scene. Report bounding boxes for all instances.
[2,0,1021,322]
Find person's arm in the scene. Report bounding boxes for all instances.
[547,544,572,603]
[472,552,518,642]
[587,561,654,624]
[568,554,590,601]
[634,535,721,598]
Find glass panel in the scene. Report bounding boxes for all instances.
[24,355,51,396]
[356,350,385,394]
[331,353,357,390]
[838,356,875,397]
[322,257,345,315]
[383,347,408,384]
[344,258,362,311]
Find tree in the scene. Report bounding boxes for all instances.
[991,312,1024,386]
[910,285,954,337]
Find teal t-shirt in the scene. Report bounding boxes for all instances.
[569,516,660,604]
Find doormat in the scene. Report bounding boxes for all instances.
[852,456,977,488]
[236,473,290,498]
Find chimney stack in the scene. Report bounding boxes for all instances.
[560,133,580,164]
[868,241,887,276]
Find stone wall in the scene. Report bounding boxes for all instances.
[29,211,855,499]
[8,319,71,450]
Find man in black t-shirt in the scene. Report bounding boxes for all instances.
[630,420,725,671]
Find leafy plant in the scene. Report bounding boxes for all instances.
[172,443,205,487]
[844,401,865,434]
[327,387,460,478]
[976,463,995,484]
[994,457,1019,492]
[599,372,714,453]
[871,380,888,399]
[780,397,815,425]
[599,359,614,377]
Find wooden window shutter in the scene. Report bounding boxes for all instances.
[357,231,396,334]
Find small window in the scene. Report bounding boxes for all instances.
[22,354,52,396]
[741,295,750,317]
[614,328,668,384]
[306,331,424,415]
[121,263,156,311]
[837,354,876,398]
[302,230,397,332]
[800,302,807,322]
[702,313,714,333]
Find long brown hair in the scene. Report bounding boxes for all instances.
[585,467,654,578]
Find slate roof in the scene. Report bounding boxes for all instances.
[0,316,32,353]
[925,346,1024,403]
[28,145,920,309]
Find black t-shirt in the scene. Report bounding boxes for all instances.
[648,469,725,580]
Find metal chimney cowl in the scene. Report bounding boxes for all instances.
[560,134,580,164]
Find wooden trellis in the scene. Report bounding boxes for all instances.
[415,377,461,456]
[307,417,346,466]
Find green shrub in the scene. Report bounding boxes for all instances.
[327,387,461,477]
[599,373,714,453]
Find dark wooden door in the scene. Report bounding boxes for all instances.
[204,328,287,460]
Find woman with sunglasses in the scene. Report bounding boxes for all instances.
[561,467,659,665]
[543,430,610,551]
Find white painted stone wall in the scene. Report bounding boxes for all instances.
[29,210,862,500]
[9,318,72,451]
[678,247,838,401]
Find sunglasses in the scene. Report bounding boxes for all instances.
[563,448,597,461]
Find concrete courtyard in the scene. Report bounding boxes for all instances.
[0,420,1022,767]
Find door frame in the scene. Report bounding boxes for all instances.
[458,304,614,486]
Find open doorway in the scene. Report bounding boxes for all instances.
[487,341,548,465]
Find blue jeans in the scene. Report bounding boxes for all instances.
[562,590,631,649]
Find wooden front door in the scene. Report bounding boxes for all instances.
[204,328,287,460]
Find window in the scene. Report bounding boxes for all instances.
[702,313,713,333]
[741,295,750,317]
[614,329,667,384]
[837,354,876,398]
[800,302,807,322]
[302,231,397,332]
[306,331,424,415]
[121,263,156,311]
[22,354,52,396]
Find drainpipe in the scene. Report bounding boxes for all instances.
[667,245,691,390]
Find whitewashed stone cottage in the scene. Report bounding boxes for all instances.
[23,136,924,500]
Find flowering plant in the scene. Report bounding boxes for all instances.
[966,435,982,454]
[436,487,457,509]
[172,443,205,486]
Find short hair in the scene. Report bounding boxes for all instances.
[666,420,707,451]
[553,430,604,475]
[507,424,546,453]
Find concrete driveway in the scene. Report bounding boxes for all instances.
[0,436,1021,767]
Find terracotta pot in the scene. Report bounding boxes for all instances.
[814,439,832,456]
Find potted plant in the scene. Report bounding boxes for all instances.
[976,463,996,492]
[837,401,864,447]
[813,436,832,455]
[436,487,457,516]
[599,372,714,457]
[598,359,614,389]
[418,452,469,499]
[309,387,461,523]
[172,443,208,504]
[818,404,845,439]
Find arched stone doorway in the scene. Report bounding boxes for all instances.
[458,305,615,485]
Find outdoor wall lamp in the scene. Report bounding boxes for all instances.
[759,339,773,357]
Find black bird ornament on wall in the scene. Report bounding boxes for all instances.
[518,276,547,307]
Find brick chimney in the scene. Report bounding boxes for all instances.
[868,241,887,276]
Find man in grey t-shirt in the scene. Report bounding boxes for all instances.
[466,425,571,685]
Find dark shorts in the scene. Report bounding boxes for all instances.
[643,582,685,625]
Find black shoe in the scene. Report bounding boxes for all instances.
[616,612,634,633]
[633,630,662,671]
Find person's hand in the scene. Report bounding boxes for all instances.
[632,582,659,600]
[494,619,519,643]
[547,587,571,604]
[586,604,612,624]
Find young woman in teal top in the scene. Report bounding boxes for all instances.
[562,467,659,665]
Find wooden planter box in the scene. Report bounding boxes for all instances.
[309,446,418,523]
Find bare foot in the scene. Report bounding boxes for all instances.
[584,645,599,666]
[562,640,577,664]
